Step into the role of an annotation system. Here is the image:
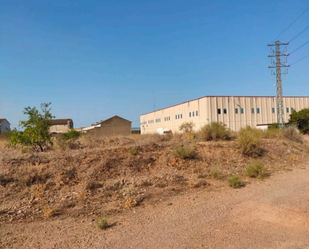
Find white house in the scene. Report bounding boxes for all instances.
[0,119,11,134]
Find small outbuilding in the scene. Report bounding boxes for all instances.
[0,119,10,134]
[93,115,131,137]
[50,119,74,133]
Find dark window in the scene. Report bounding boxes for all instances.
[252,108,254,114]
[218,109,221,114]
[286,108,289,113]
[291,108,294,112]
[189,112,191,117]
[180,114,182,119]
[241,108,244,114]
[175,115,177,119]
[257,108,260,114]
[178,114,180,119]
[272,108,275,113]
[192,112,195,117]
[224,108,227,114]
[196,111,198,116]
[235,108,238,114]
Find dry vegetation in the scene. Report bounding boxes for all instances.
[0,127,309,228]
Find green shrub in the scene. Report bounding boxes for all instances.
[199,122,230,141]
[96,213,108,230]
[289,108,309,134]
[129,147,138,155]
[61,130,80,141]
[244,160,268,178]
[281,127,303,143]
[228,174,244,188]
[179,121,195,133]
[173,145,195,159]
[236,126,262,157]
[268,123,279,130]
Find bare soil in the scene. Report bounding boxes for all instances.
[1,134,309,248]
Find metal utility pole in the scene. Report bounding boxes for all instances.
[268,41,289,128]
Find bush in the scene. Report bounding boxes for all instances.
[173,145,195,159]
[179,122,195,133]
[236,126,262,157]
[61,130,80,141]
[96,213,108,230]
[289,108,309,134]
[199,122,230,141]
[268,123,279,130]
[281,127,303,143]
[228,174,244,188]
[244,160,268,178]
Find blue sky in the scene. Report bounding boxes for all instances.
[1,0,308,128]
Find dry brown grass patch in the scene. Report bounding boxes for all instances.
[43,207,61,218]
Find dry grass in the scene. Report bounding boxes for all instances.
[198,122,230,141]
[228,174,244,188]
[281,127,303,143]
[1,133,309,224]
[173,145,196,159]
[244,160,268,179]
[236,127,262,157]
[208,167,223,179]
[43,207,60,218]
[96,213,108,230]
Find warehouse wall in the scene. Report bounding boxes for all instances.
[140,96,309,134]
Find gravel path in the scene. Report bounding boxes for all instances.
[1,164,309,249]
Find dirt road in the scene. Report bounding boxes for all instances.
[2,164,309,249]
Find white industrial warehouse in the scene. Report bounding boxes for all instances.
[140,96,309,134]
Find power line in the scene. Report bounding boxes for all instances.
[289,39,309,54]
[288,24,309,43]
[290,54,309,65]
[272,6,309,42]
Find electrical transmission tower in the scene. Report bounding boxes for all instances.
[268,41,290,128]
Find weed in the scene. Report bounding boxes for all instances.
[173,145,195,159]
[208,168,223,179]
[129,147,138,155]
[236,126,262,157]
[244,160,268,178]
[96,213,108,230]
[228,174,244,188]
[281,127,303,143]
[199,122,230,141]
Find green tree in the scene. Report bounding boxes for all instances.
[10,103,54,151]
[289,108,309,134]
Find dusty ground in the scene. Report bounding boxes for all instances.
[1,161,309,248]
[1,133,309,248]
